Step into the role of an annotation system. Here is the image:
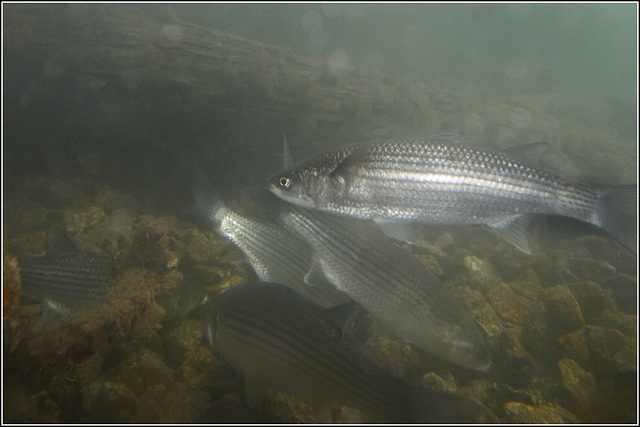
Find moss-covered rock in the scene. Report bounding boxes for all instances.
[452,285,504,352]
[487,283,537,326]
[422,370,458,393]
[522,310,560,364]
[182,346,226,390]
[488,246,534,282]
[584,325,636,375]
[557,329,592,370]
[558,358,598,416]
[590,311,637,338]
[263,390,317,423]
[415,253,444,276]
[462,256,501,290]
[499,327,539,387]
[3,388,61,423]
[502,402,577,423]
[605,273,637,315]
[132,382,210,423]
[63,205,106,234]
[565,280,605,322]
[566,257,616,282]
[188,263,228,286]
[81,380,138,422]
[541,285,585,335]
[109,348,174,396]
[364,336,419,379]
[162,318,206,366]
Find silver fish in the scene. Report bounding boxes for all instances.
[19,252,113,315]
[267,138,637,254]
[194,174,350,308]
[208,281,481,423]
[265,198,491,371]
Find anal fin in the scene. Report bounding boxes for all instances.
[374,219,421,244]
[489,215,535,255]
[304,257,332,288]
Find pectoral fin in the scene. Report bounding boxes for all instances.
[489,215,535,255]
[304,257,332,288]
[374,219,421,244]
[502,141,550,167]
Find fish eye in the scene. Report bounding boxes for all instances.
[278,176,292,189]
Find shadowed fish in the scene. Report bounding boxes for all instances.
[267,137,637,254]
[208,281,482,423]
[19,252,114,315]
[252,190,491,371]
[193,171,350,308]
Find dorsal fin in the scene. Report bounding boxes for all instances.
[283,133,293,170]
[49,227,79,255]
[502,141,550,167]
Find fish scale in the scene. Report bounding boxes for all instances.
[347,141,584,221]
[274,202,491,371]
[268,138,636,254]
[209,281,481,423]
[194,180,350,308]
[19,253,113,312]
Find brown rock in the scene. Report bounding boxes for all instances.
[182,346,226,389]
[82,380,138,422]
[558,358,598,416]
[542,285,585,335]
[557,330,591,369]
[566,280,605,321]
[463,256,501,290]
[264,390,316,423]
[522,310,560,364]
[415,253,444,276]
[509,279,543,301]
[590,311,637,338]
[487,283,535,325]
[499,327,538,386]
[422,371,458,393]
[605,273,637,315]
[453,285,505,351]
[109,349,174,396]
[584,325,637,375]
[74,352,104,385]
[163,318,206,366]
[566,257,616,282]
[502,402,577,423]
[364,336,419,379]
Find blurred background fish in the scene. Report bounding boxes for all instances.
[208,281,482,423]
[248,188,491,371]
[193,171,351,308]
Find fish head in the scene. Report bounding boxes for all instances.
[441,326,492,371]
[267,163,326,209]
[267,149,352,209]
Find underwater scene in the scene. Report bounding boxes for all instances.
[2,3,638,424]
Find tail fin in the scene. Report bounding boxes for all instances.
[594,184,637,254]
[192,168,229,229]
[394,383,482,424]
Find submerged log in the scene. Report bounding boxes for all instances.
[3,4,635,184]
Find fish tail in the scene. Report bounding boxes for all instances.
[393,383,482,424]
[594,184,637,253]
[193,169,229,228]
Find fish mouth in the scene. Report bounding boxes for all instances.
[267,180,316,209]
